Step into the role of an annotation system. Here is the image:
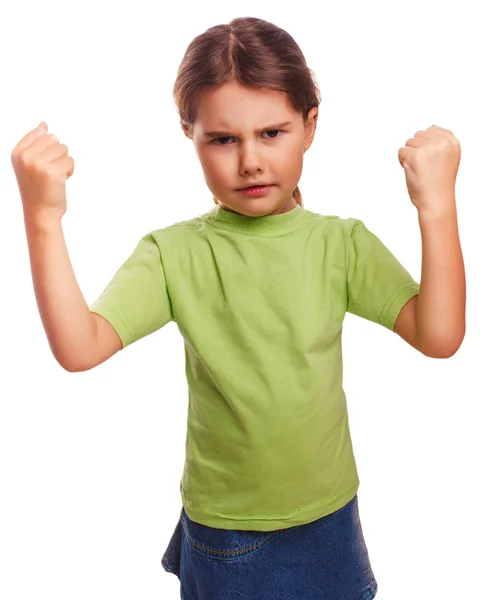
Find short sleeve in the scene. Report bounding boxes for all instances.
[346,220,420,331]
[89,233,173,348]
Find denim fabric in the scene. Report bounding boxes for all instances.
[161,495,378,600]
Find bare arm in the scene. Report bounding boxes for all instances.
[395,203,466,358]
[395,126,465,358]
[24,215,122,372]
[12,122,121,372]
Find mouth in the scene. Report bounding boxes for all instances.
[237,182,273,190]
[236,184,275,197]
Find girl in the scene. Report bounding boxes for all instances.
[12,16,465,600]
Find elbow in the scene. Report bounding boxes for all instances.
[424,346,458,359]
[61,363,83,373]
[50,348,78,373]
[421,330,466,359]
[59,359,97,373]
[57,357,82,373]
[56,350,107,372]
[54,352,88,373]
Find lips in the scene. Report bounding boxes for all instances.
[239,182,271,189]
[237,184,274,197]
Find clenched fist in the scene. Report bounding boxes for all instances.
[398,124,461,217]
[11,122,75,223]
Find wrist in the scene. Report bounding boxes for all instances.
[23,210,63,234]
[417,201,457,225]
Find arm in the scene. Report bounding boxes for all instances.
[25,215,122,372]
[12,123,122,373]
[394,202,466,358]
[395,125,465,358]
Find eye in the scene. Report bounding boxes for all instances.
[211,130,283,145]
[211,136,234,146]
[263,129,281,139]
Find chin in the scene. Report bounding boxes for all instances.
[220,196,291,217]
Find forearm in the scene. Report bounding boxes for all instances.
[24,215,98,371]
[415,200,466,357]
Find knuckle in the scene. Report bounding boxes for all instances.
[441,138,453,151]
[45,164,57,178]
[32,155,45,171]
[19,151,33,168]
[413,152,423,165]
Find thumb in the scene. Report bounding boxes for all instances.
[38,121,47,131]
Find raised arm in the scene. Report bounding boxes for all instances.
[395,125,465,357]
[12,123,122,372]
[24,217,122,371]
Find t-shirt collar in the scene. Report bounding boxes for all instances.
[205,204,307,235]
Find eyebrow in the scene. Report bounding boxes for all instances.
[203,121,292,138]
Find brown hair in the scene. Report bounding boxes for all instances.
[173,17,321,208]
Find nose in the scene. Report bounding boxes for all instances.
[239,141,263,176]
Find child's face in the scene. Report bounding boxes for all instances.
[189,81,318,217]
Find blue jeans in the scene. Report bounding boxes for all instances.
[161,494,378,600]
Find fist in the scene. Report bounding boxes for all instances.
[398,125,461,215]
[11,122,75,222]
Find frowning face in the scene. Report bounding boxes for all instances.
[189,80,318,217]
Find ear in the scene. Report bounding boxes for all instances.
[181,121,193,139]
[304,107,318,152]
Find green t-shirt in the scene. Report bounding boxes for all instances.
[89,204,419,531]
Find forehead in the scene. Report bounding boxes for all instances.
[195,81,299,129]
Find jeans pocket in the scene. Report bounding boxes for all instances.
[180,508,291,562]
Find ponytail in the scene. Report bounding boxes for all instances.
[293,186,303,207]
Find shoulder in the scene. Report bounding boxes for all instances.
[145,210,213,248]
[303,208,365,240]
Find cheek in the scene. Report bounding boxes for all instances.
[276,145,303,175]
[199,151,235,188]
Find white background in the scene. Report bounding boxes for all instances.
[1,1,497,599]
